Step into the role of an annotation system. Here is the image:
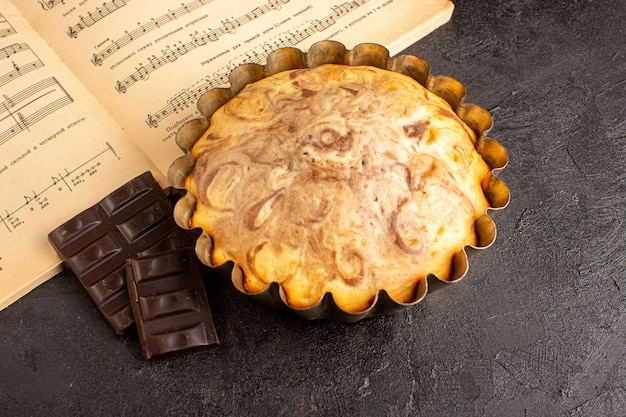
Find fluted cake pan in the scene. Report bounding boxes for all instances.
[168,41,510,322]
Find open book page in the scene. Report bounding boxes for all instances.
[0,0,453,310]
[0,0,161,310]
[9,0,453,174]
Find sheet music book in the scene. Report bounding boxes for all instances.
[0,0,454,310]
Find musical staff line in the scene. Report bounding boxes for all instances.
[0,13,17,38]
[0,77,73,146]
[0,142,117,234]
[67,0,130,38]
[0,43,29,61]
[39,0,66,11]
[0,43,45,88]
[91,0,214,65]
[145,0,368,127]
[115,0,290,93]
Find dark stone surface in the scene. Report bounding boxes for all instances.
[1,1,624,415]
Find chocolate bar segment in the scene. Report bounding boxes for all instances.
[48,171,198,335]
[125,249,219,360]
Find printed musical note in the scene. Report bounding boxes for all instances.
[0,43,29,61]
[137,65,149,80]
[24,192,37,206]
[115,0,291,93]
[221,19,240,34]
[144,0,369,127]
[0,13,17,38]
[67,0,129,38]
[272,0,288,8]
[92,0,217,65]
[0,44,45,88]
[0,77,73,146]
[0,143,116,234]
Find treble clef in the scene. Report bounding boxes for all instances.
[115,80,127,94]
[146,114,159,128]
[91,53,103,66]
[67,26,78,38]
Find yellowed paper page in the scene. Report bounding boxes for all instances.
[10,0,453,174]
[0,1,160,310]
[1,0,452,310]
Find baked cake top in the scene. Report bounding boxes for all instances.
[185,64,491,312]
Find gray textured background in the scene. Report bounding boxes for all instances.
[1,0,624,416]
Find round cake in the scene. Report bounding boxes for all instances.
[184,64,491,313]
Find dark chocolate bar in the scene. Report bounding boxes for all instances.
[48,171,198,335]
[125,249,219,360]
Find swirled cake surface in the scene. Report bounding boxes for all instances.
[185,64,490,312]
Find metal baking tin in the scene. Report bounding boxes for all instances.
[168,41,510,322]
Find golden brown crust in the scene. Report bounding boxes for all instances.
[185,64,490,312]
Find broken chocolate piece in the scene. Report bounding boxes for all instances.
[125,249,219,360]
[48,171,198,335]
